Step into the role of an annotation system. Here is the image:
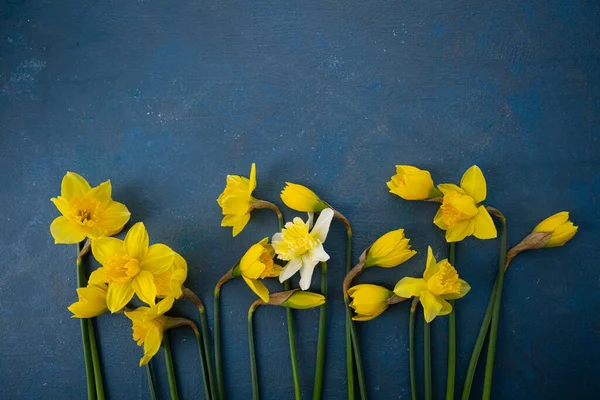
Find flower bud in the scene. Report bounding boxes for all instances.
[387,165,438,200]
[280,182,328,212]
[364,229,416,268]
[348,284,395,321]
[533,211,578,248]
[280,291,325,309]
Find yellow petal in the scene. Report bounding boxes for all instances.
[92,237,125,265]
[96,201,131,236]
[437,296,453,316]
[419,290,443,323]
[87,180,112,205]
[50,216,86,244]
[232,213,251,237]
[533,211,569,233]
[423,247,438,281]
[281,292,325,309]
[433,208,448,230]
[546,221,578,247]
[155,296,175,316]
[50,196,71,216]
[444,279,471,300]
[365,229,416,268]
[243,277,270,302]
[448,193,479,216]
[68,285,108,318]
[473,206,497,239]
[280,182,327,212]
[140,325,162,366]
[125,222,149,260]
[61,172,91,201]
[446,219,475,242]
[141,244,175,275]
[460,165,487,203]
[393,277,428,298]
[248,163,257,193]
[88,268,107,285]
[106,282,135,312]
[133,270,157,306]
[239,243,267,279]
[437,184,465,195]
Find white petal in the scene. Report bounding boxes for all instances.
[279,257,302,283]
[298,256,318,290]
[309,243,330,263]
[272,232,283,244]
[310,208,334,243]
[306,212,314,230]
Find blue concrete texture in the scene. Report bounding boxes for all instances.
[0,0,598,399]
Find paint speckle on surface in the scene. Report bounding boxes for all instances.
[2,58,46,96]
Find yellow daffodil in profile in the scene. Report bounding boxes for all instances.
[217,163,258,237]
[364,229,417,268]
[348,284,394,321]
[125,296,175,366]
[273,208,334,290]
[433,166,497,242]
[91,222,175,312]
[154,252,188,299]
[533,211,578,248]
[68,282,109,318]
[234,238,283,302]
[280,183,328,212]
[50,172,130,244]
[387,165,439,200]
[394,247,470,323]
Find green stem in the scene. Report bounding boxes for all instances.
[192,328,211,400]
[76,242,96,400]
[346,298,368,400]
[284,279,301,400]
[460,279,498,400]
[87,319,105,400]
[409,298,419,400]
[312,261,328,400]
[483,218,507,399]
[446,243,456,400]
[345,229,355,400]
[199,308,219,400]
[248,306,260,400]
[145,363,157,400]
[214,287,225,400]
[424,321,432,400]
[163,333,180,400]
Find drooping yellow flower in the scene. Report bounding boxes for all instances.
[91,222,175,312]
[348,284,394,321]
[234,238,283,302]
[155,252,188,299]
[273,208,334,290]
[433,166,497,242]
[533,212,578,248]
[217,163,257,237]
[125,297,175,366]
[280,291,325,309]
[394,247,470,323]
[50,172,130,244]
[387,165,438,200]
[280,183,328,212]
[364,229,417,268]
[68,282,109,318]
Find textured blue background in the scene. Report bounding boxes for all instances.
[1,0,599,399]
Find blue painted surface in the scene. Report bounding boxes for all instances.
[0,0,599,399]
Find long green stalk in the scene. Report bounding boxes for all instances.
[76,241,96,400]
[460,279,498,400]
[284,279,301,400]
[163,333,180,400]
[345,229,355,400]
[87,319,105,400]
[145,363,157,400]
[482,218,507,399]
[248,305,260,400]
[192,328,211,400]
[409,298,419,400]
[446,242,456,400]
[214,287,225,400]
[424,321,432,400]
[312,261,328,400]
[346,301,367,400]
[199,308,218,400]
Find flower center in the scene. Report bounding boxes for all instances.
[427,261,461,296]
[440,192,477,226]
[105,255,141,284]
[273,218,318,260]
[70,197,98,227]
[258,250,275,279]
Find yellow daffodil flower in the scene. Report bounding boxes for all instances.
[155,252,188,299]
[348,284,394,321]
[125,296,175,366]
[394,247,470,323]
[273,208,334,290]
[364,229,417,268]
[281,291,326,309]
[280,183,328,212]
[217,163,258,237]
[234,238,282,302]
[68,282,109,318]
[533,211,578,248]
[433,165,497,242]
[387,165,438,200]
[50,172,130,244]
[91,222,175,312]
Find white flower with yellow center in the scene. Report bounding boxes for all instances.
[273,208,334,290]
